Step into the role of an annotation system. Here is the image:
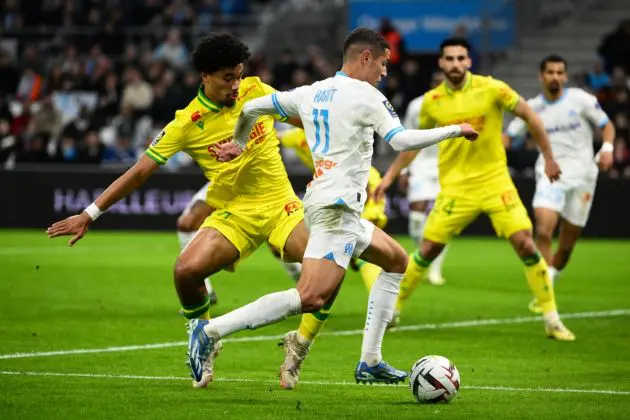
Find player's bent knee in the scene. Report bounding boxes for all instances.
[388,247,409,274]
[174,256,206,283]
[512,231,537,257]
[177,215,196,233]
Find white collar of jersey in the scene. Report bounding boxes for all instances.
[335,71,349,78]
[540,89,568,105]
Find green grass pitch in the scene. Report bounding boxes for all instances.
[0,230,629,419]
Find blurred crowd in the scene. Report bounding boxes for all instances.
[0,3,629,178]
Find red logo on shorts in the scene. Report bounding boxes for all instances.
[284,201,300,216]
[583,192,592,203]
[191,111,202,122]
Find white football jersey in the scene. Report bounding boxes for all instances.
[272,71,404,212]
[506,87,609,181]
[403,95,439,178]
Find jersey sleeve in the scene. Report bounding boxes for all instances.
[578,90,609,128]
[403,97,423,129]
[492,78,520,112]
[368,90,405,142]
[251,78,290,122]
[145,114,187,165]
[270,86,310,121]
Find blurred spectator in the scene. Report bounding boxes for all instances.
[96,72,121,122]
[54,136,80,163]
[103,134,136,164]
[273,49,299,91]
[379,18,406,70]
[153,28,189,69]
[0,50,20,96]
[0,118,17,169]
[120,67,153,116]
[30,96,63,139]
[164,0,194,26]
[17,134,50,163]
[586,61,611,92]
[77,130,105,164]
[598,19,630,74]
[15,67,43,103]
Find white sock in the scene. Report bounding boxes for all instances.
[548,267,560,287]
[428,245,448,279]
[360,271,403,367]
[281,261,302,281]
[408,211,426,244]
[543,310,560,325]
[177,230,195,251]
[205,288,302,338]
[204,278,214,294]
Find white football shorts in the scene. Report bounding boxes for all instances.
[303,205,374,269]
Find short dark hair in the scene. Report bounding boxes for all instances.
[439,37,472,56]
[192,34,251,74]
[539,54,568,72]
[343,28,389,61]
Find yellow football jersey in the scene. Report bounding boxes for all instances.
[145,77,293,208]
[279,128,314,171]
[419,73,520,189]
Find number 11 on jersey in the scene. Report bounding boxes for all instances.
[311,108,330,153]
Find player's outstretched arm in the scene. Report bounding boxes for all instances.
[512,98,561,182]
[388,123,478,152]
[47,155,160,246]
[217,95,279,162]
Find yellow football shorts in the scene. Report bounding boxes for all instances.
[200,196,304,261]
[423,178,532,244]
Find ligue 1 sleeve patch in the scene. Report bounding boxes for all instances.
[151,130,165,147]
[382,100,398,118]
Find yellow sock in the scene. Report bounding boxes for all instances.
[358,261,382,291]
[396,250,430,312]
[297,301,333,343]
[523,253,557,313]
[181,295,211,320]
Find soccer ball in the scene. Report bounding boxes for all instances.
[409,355,460,403]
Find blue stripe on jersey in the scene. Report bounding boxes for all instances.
[384,126,405,143]
[335,71,349,78]
[271,93,288,118]
[598,116,609,128]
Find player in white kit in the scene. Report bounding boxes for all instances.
[185,28,478,386]
[504,55,615,313]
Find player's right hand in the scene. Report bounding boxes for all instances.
[374,177,393,202]
[544,157,562,183]
[216,141,244,162]
[47,213,92,246]
[458,123,479,141]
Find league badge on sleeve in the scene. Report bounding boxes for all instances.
[151,130,165,147]
[382,100,398,118]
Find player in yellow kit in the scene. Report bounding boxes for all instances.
[47,34,319,387]
[376,37,575,340]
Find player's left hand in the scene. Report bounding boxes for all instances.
[598,151,613,171]
[216,142,244,162]
[544,158,562,183]
[47,212,92,246]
